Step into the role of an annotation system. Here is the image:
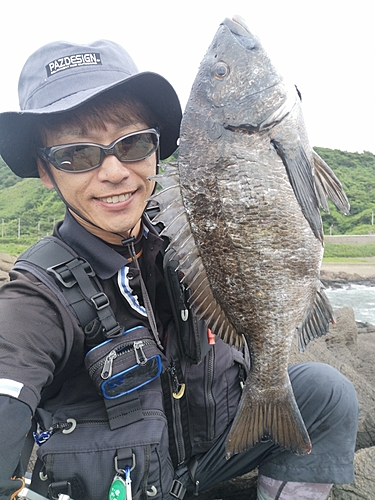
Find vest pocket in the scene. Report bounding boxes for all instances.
[184,338,245,454]
[35,391,174,500]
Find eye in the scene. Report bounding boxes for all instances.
[213,62,229,80]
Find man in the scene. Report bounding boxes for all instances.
[0,39,358,500]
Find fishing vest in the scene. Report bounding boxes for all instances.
[13,221,247,499]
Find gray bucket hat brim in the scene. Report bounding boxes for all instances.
[0,40,182,178]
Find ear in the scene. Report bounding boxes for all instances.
[37,158,55,190]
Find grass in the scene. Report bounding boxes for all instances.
[0,243,30,256]
[323,243,375,259]
[322,256,374,263]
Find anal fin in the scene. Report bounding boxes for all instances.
[297,285,335,352]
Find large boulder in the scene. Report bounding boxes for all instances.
[0,253,16,285]
[331,447,375,499]
[290,307,375,451]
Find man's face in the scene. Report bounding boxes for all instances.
[38,120,157,244]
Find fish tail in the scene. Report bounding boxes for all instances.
[226,374,312,458]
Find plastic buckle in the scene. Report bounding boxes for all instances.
[170,479,186,499]
[47,262,76,288]
[90,292,110,310]
[48,481,72,500]
[47,258,94,288]
[105,323,123,338]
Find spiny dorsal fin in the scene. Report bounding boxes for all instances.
[149,165,241,350]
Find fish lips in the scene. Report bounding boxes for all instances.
[220,16,259,51]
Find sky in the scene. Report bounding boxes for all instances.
[0,0,373,154]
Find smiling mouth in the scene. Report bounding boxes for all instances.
[99,192,134,204]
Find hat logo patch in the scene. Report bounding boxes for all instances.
[46,52,102,77]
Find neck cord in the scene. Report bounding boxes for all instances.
[122,236,164,351]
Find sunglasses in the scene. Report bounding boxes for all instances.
[37,128,160,173]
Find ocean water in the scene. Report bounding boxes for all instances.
[325,285,375,324]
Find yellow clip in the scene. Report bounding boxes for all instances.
[173,383,186,399]
[10,477,25,500]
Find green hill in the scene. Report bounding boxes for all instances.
[0,147,374,252]
[0,159,65,246]
[315,147,375,236]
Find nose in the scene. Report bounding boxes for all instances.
[97,154,131,183]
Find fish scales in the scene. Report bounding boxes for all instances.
[150,16,349,457]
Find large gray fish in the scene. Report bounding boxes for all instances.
[150,16,349,457]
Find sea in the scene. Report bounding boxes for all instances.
[325,285,375,325]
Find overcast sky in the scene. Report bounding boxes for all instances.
[1,0,373,154]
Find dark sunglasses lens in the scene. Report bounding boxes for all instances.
[115,132,157,161]
[54,145,101,172]
[51,131,158,171]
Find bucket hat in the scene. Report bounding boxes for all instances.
[0,39,182,178]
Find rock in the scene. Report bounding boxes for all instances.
[320,269,375,288]
[0,270,10,283]
[357,321,375,335]
[0,253,16,284]
[290,307,375,451]
[331,447,375,499]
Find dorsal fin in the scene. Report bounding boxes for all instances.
[149,165,242,349]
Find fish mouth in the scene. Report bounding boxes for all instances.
[228,15,251,35]
[221,15,258,50]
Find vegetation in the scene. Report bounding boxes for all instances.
[324,243,375,259]
[0,147,374,254]
[0,159,66,242]
[315,147,375,236]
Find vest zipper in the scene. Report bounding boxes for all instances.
[88,339,155,380]
[206,348,215,441]
[167,362,186,466]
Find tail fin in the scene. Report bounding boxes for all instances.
[226,373,312,458]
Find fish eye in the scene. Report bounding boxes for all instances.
[213,62,229,80]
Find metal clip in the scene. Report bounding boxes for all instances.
[101,350,117,379]
[114,452,136,474]
[180,309,189,322]
[133,341,147,365]
[173,384,186,399]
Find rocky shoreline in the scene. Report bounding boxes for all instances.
[320,269,375,289]
[320,259,375,289]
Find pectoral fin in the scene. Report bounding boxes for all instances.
[312,151,350,215]
[271,139,323,242]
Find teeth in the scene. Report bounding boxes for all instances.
[103,193,131,203]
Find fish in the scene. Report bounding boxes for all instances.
[150,15,350,457]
